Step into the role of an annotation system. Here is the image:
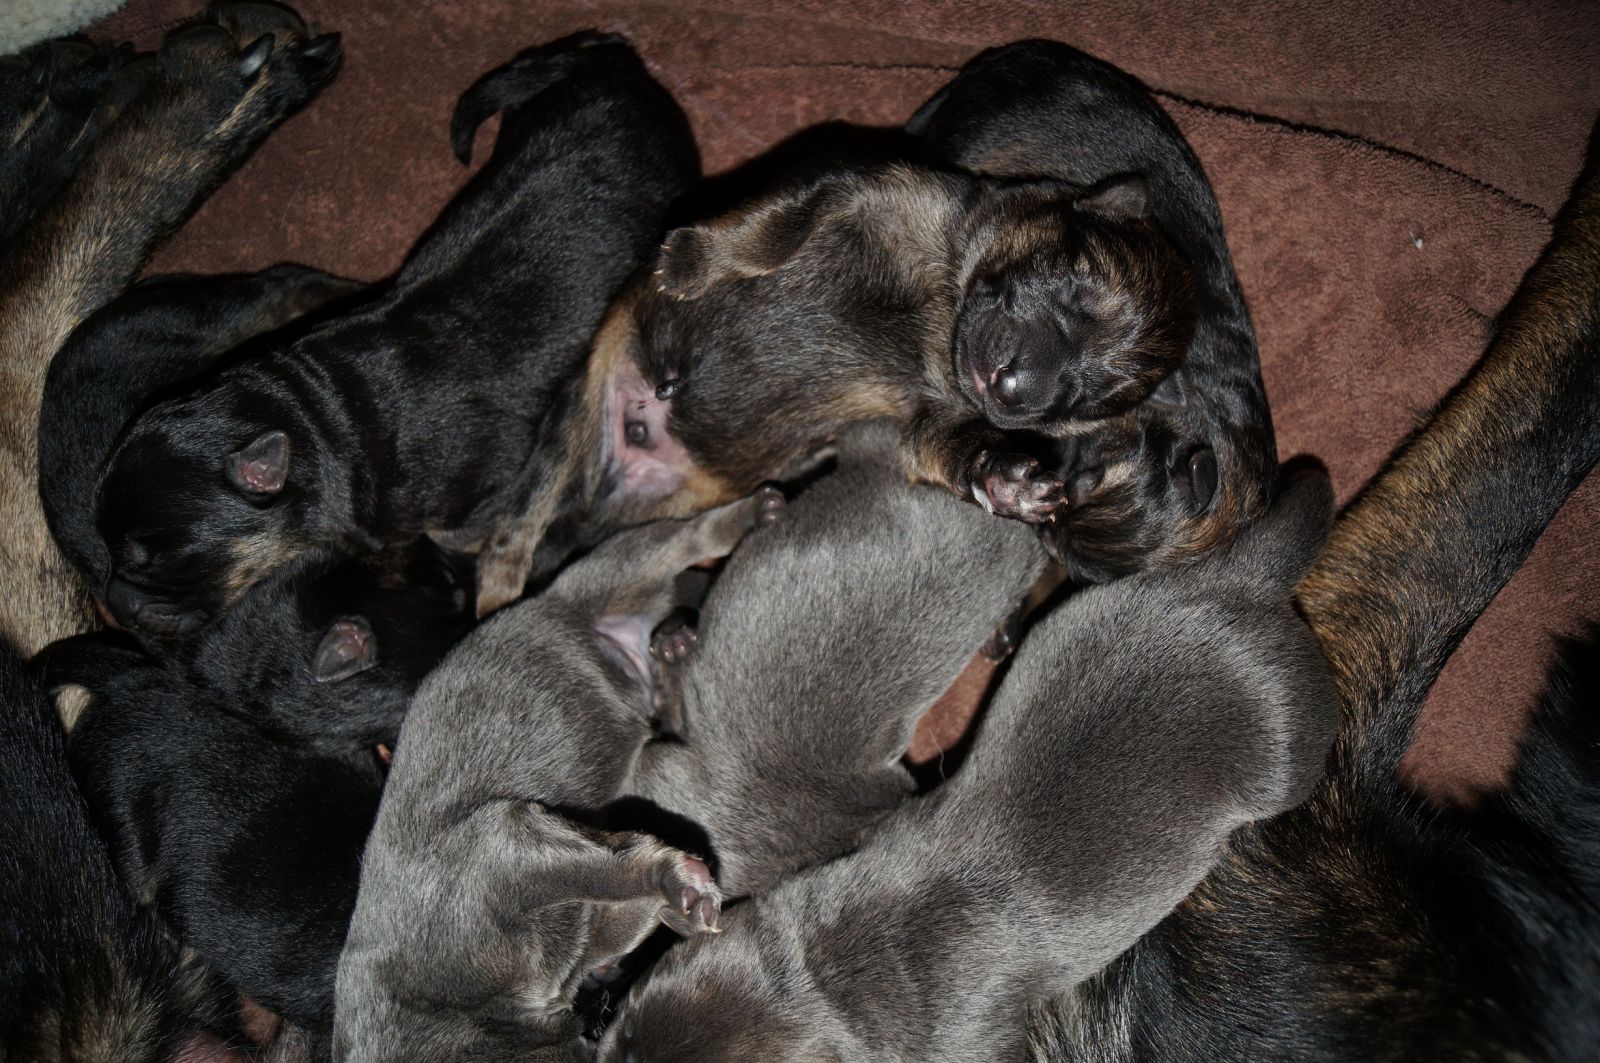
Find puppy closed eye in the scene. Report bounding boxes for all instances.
[312,616,377,683]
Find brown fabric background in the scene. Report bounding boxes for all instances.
[90,0,1600,802]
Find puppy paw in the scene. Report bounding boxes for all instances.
[655,854,722,937]
[971,451,1066,524]
[754,484,786,528]
[649,613,698,665]
[979,607,1023,661]
[654,227,716,301]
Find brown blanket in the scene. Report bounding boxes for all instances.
[91,0,1600,802]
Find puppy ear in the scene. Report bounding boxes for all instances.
[312,616,377,684]
[1075,174,1150,221]
[225,430,291,496]
[1148,372,1187,410]
[656,182,835,300]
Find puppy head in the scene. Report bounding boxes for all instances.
[954,175,1197,429]
[1041,402,1251,582]
[96,393,318,637]
[189,539,477,749]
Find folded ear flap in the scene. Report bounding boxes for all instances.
[312,616,377,684]
[655,181,837,301]
[1148,371,1187,411]
[1074,174,1151,221]
[225,429,291,496]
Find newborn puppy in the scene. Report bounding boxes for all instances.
[35,537,476,1033]
[600,473,1338,1062]
[629,422,1048,898]
[0,0,342,656]
[0,638,249,1061]
[90,32,697,634]
[41,265,365,629]
[335,495,773,1062]
[909,39,1278,580]
[488,156,1190,592]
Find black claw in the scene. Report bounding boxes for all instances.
[236,34,273,79]
[302,32,340,62]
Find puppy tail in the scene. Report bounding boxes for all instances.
[1299,121,1600,794]
[449,30,631,165]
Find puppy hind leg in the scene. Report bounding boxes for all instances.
[901,405,1066,523]
[509,803,722,937]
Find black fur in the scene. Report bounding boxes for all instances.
[909,39,1277,581]
[0,37,140,256]
[90,32,698,634]
[0,639,241,1059]
[36,536,475,1032]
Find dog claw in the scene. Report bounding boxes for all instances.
[649,614,697,665]
[655,854,722,937]
[236,35,273,79]
[301,32,340,61]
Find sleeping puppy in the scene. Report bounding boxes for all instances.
[35,537,476,1034]
[0,637,253,1061]
[334,495,776,1062]
[41,265,365,642]
[87,31,697,636]
[599,472,1337,1062]
[0,0,343,656]
[481,153,1196,599]
[908,39,1277,580]
[628,421,1048,898]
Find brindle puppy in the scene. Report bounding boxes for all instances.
[482,47,1257,596]
[480,158,1196,601]
[90,32,696,634]
[910,41,1278,580]
[0,0,342,657]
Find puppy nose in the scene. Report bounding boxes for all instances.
[991,365,1023,407]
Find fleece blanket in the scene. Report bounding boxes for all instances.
[86,0,1600,803]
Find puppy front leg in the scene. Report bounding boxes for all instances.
[901,405,1066,523]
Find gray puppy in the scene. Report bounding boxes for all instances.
[598,471,1339,1062]
[334,493,775,1063]
[631,421,1049,897]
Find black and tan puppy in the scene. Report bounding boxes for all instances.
[0,636,255,1061]
[90,32,697,635]
[0,0,342,657]
[41,265,365,643]
[486,43,1260,595]
[35,536,476,1035]
[599,471,1337,1062]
